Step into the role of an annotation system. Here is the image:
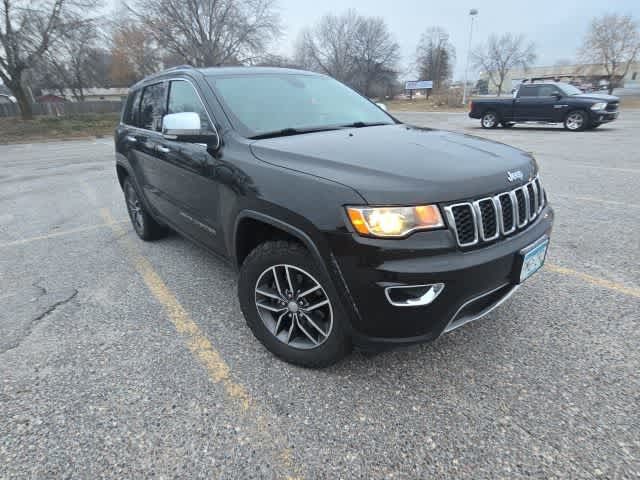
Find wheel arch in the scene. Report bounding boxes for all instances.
[233,210,325,271]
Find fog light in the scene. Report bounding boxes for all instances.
[385,283,445,307]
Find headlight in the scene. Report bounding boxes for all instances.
[346,205,444,238]
[591,102,607,111]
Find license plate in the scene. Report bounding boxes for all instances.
[519,238,549,283]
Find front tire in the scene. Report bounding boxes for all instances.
[238,241,351,368]
[481,110,499,129]
[123,177,168,241]
[564,110,589,131]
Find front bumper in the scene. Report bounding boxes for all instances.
[590,110,618,124]
[326,205,554,349]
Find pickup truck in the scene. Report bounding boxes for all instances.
[469,82,620,131]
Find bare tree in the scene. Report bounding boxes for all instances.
[472,33,536,96]
[109,21,160,86]
[295,10,399,96]
[127,0,281,67]
[579,14,640,94]
[295,10,361,84]
[352,17,400,97]
[415,27,456,90]
[36,22,108,100]
[0,0,95,119]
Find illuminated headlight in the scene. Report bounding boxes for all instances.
[346,205,444,238]
[591,102,607,111]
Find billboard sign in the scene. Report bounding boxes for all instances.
[405,80,433,90]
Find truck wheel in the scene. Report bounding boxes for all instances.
[564,110,588,131]
[481,111,499,128]
[238,240,351,368]
[501,122,515,128]
[123,177,168,241]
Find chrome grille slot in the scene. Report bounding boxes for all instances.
[527,182,537,219]
[446,176,546,248]
[497,193,516,234]
[444,203,478,247]
[473,198,499,241]
[514,188,528,227]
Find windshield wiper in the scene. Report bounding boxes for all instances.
[339,121,391,128]
[249,126,341,140]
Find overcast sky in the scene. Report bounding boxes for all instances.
[274,0,640,80]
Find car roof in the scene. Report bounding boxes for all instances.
[131,66,320,90]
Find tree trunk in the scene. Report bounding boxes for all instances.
[11,83,34,120]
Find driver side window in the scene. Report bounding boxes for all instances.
[167,80,213,132]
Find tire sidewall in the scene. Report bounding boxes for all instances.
[238,242,350,367]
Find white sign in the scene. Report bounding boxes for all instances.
[405,80,433,90]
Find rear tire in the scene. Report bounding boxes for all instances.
[564,110,589,131]
[238,240,351,368]
[481,110,499,129]
[123,177,168,241]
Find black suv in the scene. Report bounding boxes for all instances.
[115,66,554,367]
[469,81,620,130]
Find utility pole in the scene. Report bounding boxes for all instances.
[462,8,478,105]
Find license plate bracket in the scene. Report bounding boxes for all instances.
[512,236,549,283]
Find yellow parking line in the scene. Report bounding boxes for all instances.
[99,208,303,479]
[546,263,640,299]
[0,220,128,248]
[99,208,251,409]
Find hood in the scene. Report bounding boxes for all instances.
[574,93,619,102]
[250,124,537,205]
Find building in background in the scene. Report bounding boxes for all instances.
[40,87,129,102]
[479,62,640,95]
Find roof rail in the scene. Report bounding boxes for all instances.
[163,64,194,72]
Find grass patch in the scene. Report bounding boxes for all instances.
[0,113,120,144]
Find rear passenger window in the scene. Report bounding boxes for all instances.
[139,83,167,132]
[519,86,540,97]
[168,81,213,131]
[123,89,141,126]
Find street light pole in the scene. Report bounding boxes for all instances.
[462,8,478,105]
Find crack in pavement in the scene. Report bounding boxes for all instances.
[1,289,78,354]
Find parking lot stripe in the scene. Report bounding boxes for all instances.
[546,263,640,299]
[99,207,304,479]
[0,220,128,248]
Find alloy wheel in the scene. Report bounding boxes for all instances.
[125,182,144,231]
[482,112,497,128]
[254,264,333,350]
[566,112,584,130]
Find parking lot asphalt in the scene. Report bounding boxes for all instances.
[1,111,639,479]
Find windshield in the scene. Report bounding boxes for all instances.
[557,83,583,96]
[207,73,394,137]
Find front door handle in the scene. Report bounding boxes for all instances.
[125,135,137,143]
[156,145,171,154]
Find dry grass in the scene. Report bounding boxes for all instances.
[386,99,467,113]
[0,113,119,144]
[620,97,640,109]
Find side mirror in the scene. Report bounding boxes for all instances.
[376,102,388,111]
[162,112,220,148]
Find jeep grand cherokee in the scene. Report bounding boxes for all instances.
[115,66,554,367]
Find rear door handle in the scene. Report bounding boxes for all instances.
[156,145,171,153]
